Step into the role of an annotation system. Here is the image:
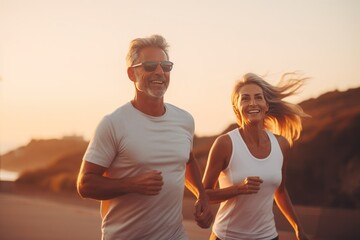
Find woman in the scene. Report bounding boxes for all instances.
[203,73,310,240]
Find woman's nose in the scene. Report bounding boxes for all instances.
[249,98,256,106]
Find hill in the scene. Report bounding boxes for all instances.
[1,136,88,172]
[286,87,360,208]
[15,151,84,192]
[3,87,360,208]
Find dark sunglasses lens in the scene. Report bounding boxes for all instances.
[143,62,158,72]
[160,62,173,72]
[142,61,173,72]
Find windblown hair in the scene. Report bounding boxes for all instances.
[126,34,170,67]
[231,72,310,145]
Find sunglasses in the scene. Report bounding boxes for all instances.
[131,61,174,72]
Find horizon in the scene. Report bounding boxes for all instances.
[1,0,360,154]
[1,84,358,155]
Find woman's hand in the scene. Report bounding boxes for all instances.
[237,176,263,194]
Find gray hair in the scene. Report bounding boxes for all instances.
[126,34,170,67]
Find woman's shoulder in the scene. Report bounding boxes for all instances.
[212,133,233,151]
[210,133,233,169]
[272,133,290,152]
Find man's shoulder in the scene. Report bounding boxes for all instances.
[107,102,132,117]
[165,103,193,118]
[98,102,133,127]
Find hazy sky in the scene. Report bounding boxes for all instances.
[1,0,360,154]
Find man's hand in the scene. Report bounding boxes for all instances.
[194,197,213,228]
[131,171,163,195]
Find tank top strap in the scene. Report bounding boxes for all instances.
[228,128,239,141]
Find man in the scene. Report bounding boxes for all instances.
[77,34,213,240]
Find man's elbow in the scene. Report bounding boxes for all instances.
[76,174,92,199]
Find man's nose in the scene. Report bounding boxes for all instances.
[154,63,164,74]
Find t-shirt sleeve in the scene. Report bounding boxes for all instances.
[83,116,117,168]
[188,113,195,151]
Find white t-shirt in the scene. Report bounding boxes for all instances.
[213,129,283,240]
[84,102,194,240]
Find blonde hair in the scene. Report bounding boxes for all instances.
[231,72,310,145]
[126,34,170,67]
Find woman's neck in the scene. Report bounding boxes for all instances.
[240,124,267,147]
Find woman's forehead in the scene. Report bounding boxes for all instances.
[239,84,263,94]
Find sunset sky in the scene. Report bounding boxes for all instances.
[1,0,360,154]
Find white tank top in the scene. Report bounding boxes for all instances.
[213,129,283,240]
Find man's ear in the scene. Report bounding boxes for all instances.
[127,67,136,82]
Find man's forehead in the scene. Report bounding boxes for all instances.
[139,47,167,59]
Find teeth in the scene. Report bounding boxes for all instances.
[248,110,260,113]
[152,81,163,84]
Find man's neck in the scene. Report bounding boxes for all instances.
[131,98,165,116]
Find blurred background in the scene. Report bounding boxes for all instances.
[1,0,359,239]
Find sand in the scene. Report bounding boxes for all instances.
[1,181,359,240]
[0,182,212,240]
